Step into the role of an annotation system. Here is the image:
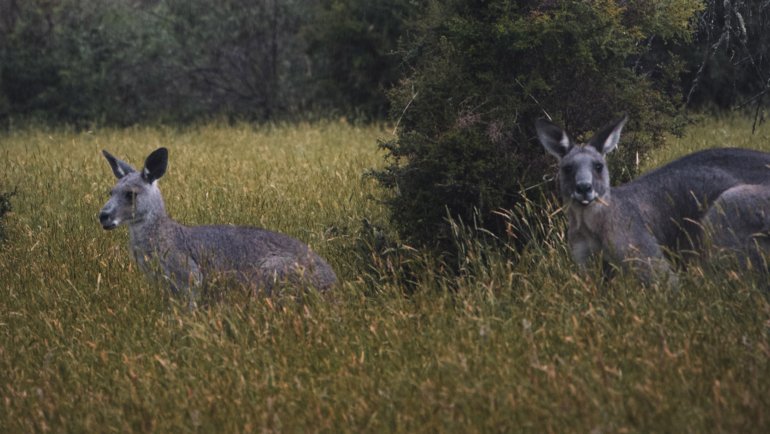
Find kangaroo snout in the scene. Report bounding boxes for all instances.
[572,181,596,205]
[99,211,117,230]
[575,182,593,194]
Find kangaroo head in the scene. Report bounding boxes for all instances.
[536,116,627,206]
[99,148,168,230]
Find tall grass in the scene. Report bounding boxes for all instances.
[1,118,768,432]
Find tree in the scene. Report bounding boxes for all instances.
[303,0,417,119]
[163,0,308,121]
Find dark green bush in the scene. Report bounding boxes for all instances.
[372,0,701,252]
[0,188,15,242]
[0,0,309,125]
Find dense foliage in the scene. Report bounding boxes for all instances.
[0,0,406,124]
[303,0,416,119]
[373,0,701,250]
[1,1,768,126]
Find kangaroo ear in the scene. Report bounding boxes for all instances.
[142,148,168,183]
[102,150,136,179]
[536,118,573,159]
[587,115,628,155]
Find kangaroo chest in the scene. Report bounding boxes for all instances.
[129,229,166,276]
[567,197,674,268]
[567,203,613,265]
[129,224,197,278]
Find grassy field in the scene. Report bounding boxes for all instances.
[1,117,769,432]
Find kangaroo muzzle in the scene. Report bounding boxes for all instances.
[572,180,597,205]
[99,209,118,230]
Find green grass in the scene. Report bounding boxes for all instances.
[1,118,769,432]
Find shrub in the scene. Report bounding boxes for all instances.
[0,188,15,242]
[373,0,701,253]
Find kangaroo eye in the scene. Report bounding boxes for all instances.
[562,165,573,175]
[594,163,604,172]
[124,191,135,201]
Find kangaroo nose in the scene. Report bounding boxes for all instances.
[575,182,593,194]
[99,211,109,223]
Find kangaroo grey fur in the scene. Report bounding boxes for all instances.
[537,116,770,283]
[99,147,337,298]
[702,184,770,270]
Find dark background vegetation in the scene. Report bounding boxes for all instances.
[1,0,769,254]
[0,0,415,124]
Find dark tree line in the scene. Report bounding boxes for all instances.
[1,0,768,126]
[0,0,411,125]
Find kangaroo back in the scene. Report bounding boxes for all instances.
[180,224,337,292]
[614,147,770,252]
[702,184,770,270]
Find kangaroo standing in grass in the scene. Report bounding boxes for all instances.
[99,148,336,300]
[536,116,770,284]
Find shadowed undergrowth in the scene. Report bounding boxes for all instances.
[0,118,768,432]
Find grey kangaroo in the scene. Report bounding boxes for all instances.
[536,116,770,284]
[99,148,337,299]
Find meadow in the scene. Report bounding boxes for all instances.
[0,117,769,432]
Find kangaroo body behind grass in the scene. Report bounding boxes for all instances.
[537,116,770,284]
[99,148,337,300]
